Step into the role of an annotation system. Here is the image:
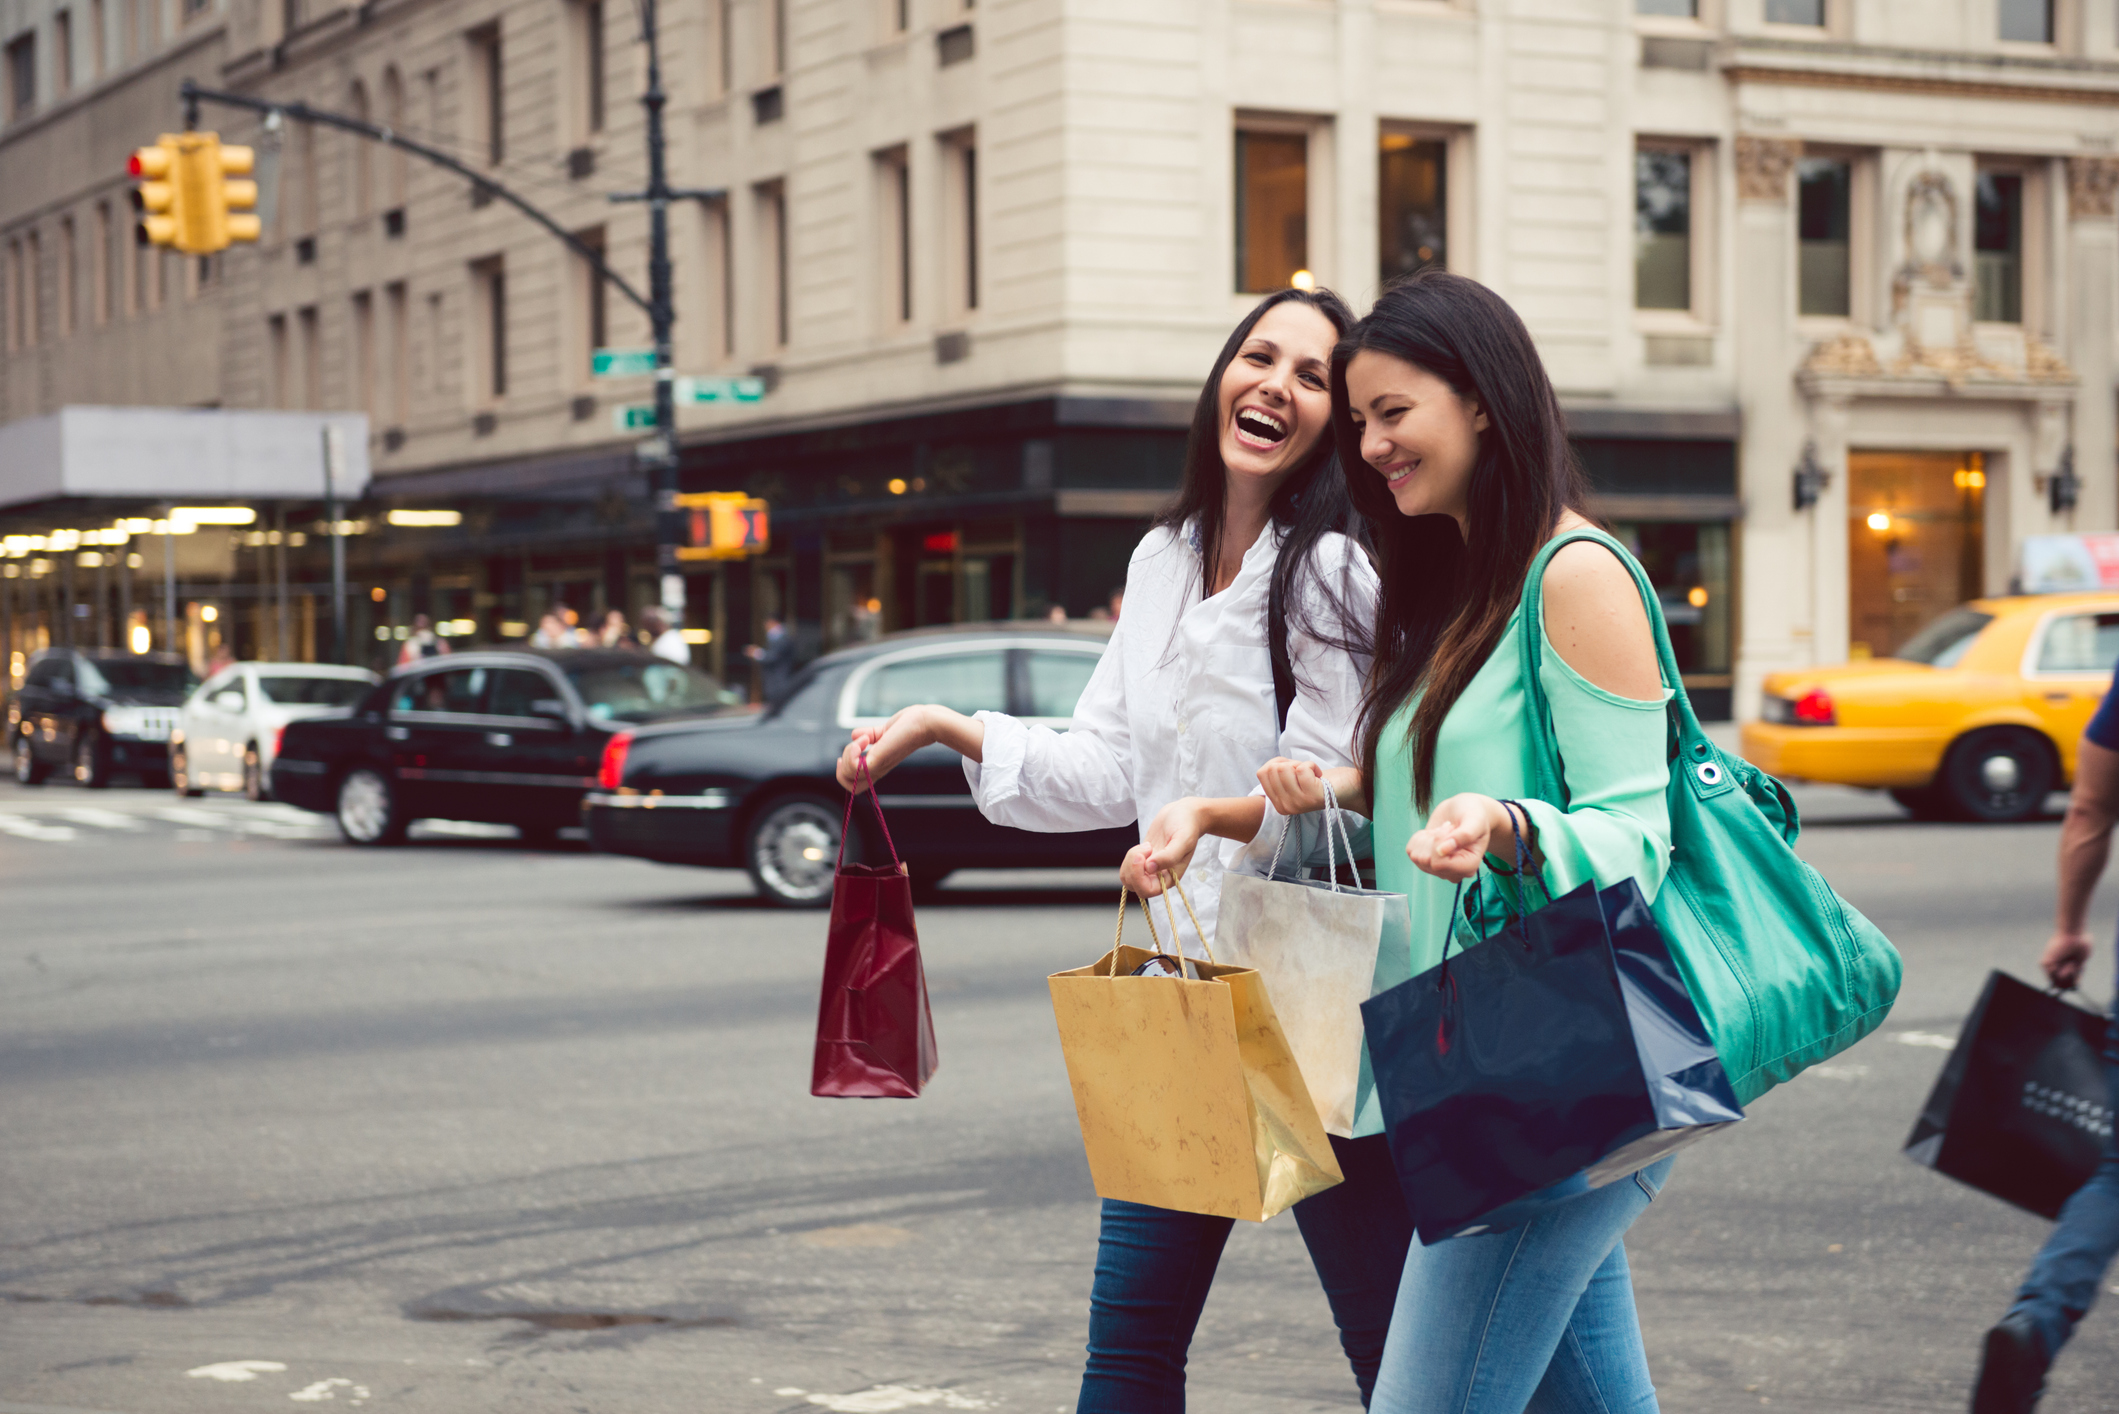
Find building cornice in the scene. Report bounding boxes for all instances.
[0,21,225,155]
[1726,39,2119,107]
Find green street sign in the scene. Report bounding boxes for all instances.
[675,375,767,405]
[592,347,657,378]
[613,404,656,431]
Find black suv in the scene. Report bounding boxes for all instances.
[270,649,745,845]
[9,650,197,788]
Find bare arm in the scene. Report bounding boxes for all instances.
[835,705,987,792]
[2048,737,2119,988]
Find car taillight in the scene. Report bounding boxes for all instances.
[1792,688,1836,726]
[271,725,285,757]
[598,732,634,790]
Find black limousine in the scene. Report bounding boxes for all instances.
[582,623,1138,906]
[271,649,744,845]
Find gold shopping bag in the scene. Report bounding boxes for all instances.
[1048,878,1343,1222]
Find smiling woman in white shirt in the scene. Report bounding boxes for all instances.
[836,288,1405,1412]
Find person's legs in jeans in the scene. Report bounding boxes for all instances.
[2006,997,2119,1360]
[1077,1199,1235,1414]
[1291,1134,1417,1407]
[1367,1159,1671,1414]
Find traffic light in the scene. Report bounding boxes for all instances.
[128,132,260,255]
[128,138,180,249]
[673,493,771,561]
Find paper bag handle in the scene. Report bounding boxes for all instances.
[1265,773,1360,891]
[1108,871,1214,978]
[838,751,903,871]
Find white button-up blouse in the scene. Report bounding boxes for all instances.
[963,520,1378,954]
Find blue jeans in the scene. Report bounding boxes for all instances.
[2008,989,2119,1361]
[1368,1158,1674,1414]
[1077,1134,1412,1413]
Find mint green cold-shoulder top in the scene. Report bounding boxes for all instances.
[1353,543,1675,1138]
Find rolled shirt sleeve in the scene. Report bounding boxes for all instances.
[962,615,1139,834]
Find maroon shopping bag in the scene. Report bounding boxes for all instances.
[811,762,938,1097]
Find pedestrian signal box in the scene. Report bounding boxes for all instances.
[673,493,770,561]
[129,133,259,255]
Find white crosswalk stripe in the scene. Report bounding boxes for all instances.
[0,794,334,846]
[56,806,146,830]
[0,813,80,842]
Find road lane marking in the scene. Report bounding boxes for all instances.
[153,807,238,828]
[0,814,78,842]
[185,1362,287,1381]
[1895,1031,1957,1050]
[56,807,145,829]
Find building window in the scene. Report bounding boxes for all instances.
[4,239,19,352]
[700,197,732,360]
[88,0,103,78]
[468,24,503,166]
[1797,157,1850,318]
[1379,132,1446,282]
[574,225,607,379]
[876,146,911,324]
[349,80,371,217]
[1975,171,2023,324]
[384,281,409,425]
[571,0,603,138]
[942,130,977,314]
[53,12,71,95]
[1636,0,1696,14]
[58,216,74,335]
[267,313,288,406]
[471,256,506,399]
[770,0,787,76]
[1999,0,2052,43]
[1764,0,1823,21]
[6,33,34,119]
[1634,147,1692,312]
[351,289,374,420]
[93,200,110,324]
[756,180,788,347]
[713,0,731,97]
[291,120,316,239]
[1235,129,1307,294]
[382,67,407,208]
[297,304,320,409]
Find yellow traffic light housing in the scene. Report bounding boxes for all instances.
[129,132,260,255]
[128,139,180,249]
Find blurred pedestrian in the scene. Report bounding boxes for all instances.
[1972,683,2119,1413]
[598,608,638,651]
[745,616,797,705]
[643,608,690,665]
[205,642,237,679]
[397,614,449,665]
[1108,586,1125,620]
[1045,603,1069,624]
[532,610,574,648]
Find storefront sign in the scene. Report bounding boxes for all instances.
[2022,533,2119,594]
[674,492,769,561]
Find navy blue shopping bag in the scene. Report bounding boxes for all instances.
[1361,815,1743,1244]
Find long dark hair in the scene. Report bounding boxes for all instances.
[1335,271,1592,811]
[1153,287,1368,681]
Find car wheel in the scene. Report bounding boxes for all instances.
[746,794,843,908]
[1940,728,2057,823]
[242,744,266,802]
[336,766,409,845]
[170,744,205,797]
[517,821,562,848]
[13,733,48,786]
[1888,785,1950,820]
[73,732,111,789]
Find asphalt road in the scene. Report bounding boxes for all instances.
[2,773,2117,1414]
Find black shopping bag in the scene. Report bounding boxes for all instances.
[1362,873,1744,1245]
[1904,970,2110,1218]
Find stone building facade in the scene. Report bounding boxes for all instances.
[3,0,2118,713]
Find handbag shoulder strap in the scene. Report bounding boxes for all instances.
[1514,527,1706,806]
[1267,560,1295,732]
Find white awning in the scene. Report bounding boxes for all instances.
[0,406,371,511]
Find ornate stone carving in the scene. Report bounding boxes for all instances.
[1801,334,1881,379]
[2068,156,2119,221]
[1900,172,1962,286]
[1735,135,1798,203]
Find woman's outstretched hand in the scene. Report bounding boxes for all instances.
[1406,793,1514,882]
[1119,798,1212,897]
[836,706,936,793]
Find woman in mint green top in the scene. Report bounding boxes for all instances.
[1158,273,1677,1412]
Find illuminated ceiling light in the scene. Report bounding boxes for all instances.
[200,605,219,622]
[1687,586,1709,608]
[171,507,257,526]
[370,586,387,602]
[129,623,152,654]
[385,509,463,527]
[1290,269,1317,291]
[1866,511,1892,532]
[887,478,908,495]
[681,628,713,644]
[120,518,156,534]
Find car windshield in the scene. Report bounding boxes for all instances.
[258,675,372,706]
[1894,608,1994,668]
[566,660,740,723]
[77,659,197,695]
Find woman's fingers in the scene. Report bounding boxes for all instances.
[1119,844,1164,897]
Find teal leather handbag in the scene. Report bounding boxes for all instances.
[1517,530,1902,1105]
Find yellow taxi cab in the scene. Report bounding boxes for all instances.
[1740,592,2119,822]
